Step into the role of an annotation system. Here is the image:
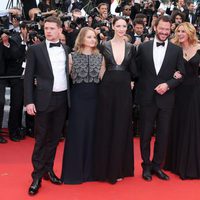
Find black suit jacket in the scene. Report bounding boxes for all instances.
[24,41,70,112]
[0,43,5,76]
[136,40,185,108]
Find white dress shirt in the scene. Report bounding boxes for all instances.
[46,40,67,92]
[153,37,168,75]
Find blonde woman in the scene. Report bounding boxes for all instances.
[61,27,105,184]
[164,22,200,179]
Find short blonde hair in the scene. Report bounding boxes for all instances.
[74,27,99,54]
[172,22,198,46]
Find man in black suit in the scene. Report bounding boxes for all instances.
[24,16,70,195]
[136,16,185,181]
[1,32,25,142]
[0,41,7,144]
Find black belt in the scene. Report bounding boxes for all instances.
[107,65,126,71]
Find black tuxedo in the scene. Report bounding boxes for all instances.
[186,13,197,24]
[136,40,185,169]
[24,41,70,180]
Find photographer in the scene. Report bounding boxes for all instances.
[0,37,7,143]
[128,18,149,47]
[142,0,160,27]
[61,9,85,51]
[0,30,25,142]
[166,0,188,16]
[38,0,57,12]
[115,0,141,20]
[89,3,113,42]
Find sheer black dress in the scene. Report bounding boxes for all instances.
[164,50,200,179]
[93,41,137,183]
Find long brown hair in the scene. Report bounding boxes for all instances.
[74,27,99,54]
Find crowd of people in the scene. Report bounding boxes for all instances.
[0,0,200,196]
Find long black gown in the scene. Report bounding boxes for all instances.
[164,50,200,180]
[93,41,137,183]
[61,52,103,184]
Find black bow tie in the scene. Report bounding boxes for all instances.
[49,42,61,48]
[156,42,165,47]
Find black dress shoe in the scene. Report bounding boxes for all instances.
[43,171,62,185]
[142,168,152,181]
[0,135,7,143]
[28,179,41,196]
[26,128,34,138]
[108,179,117,184]
[9,136,20,142]
[152,169,169,180]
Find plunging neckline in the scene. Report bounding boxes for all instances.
[109,40,126,66]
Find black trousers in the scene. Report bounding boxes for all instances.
[0,80,5,129]
[31,91,68,180]
[0,79,23,135]
[139,103,173,169]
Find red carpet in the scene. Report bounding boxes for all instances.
[0,136,200,200]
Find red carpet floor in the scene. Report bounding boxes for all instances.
[0,136,200,200]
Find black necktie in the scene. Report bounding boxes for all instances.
[49,42,61,48]
[156,42,165,47]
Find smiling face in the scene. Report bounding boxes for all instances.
[112,18,127,38]
[176,25,189,44]
[83,30,97,48]
[154,20,171,41]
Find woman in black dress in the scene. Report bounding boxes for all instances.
[93,17,138,184]
[164,22,200,179]
[61,27,105,184]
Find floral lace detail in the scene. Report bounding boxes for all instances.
[71,52,102,84]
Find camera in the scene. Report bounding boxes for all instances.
[29,30,44,43]
[0,15,10,29]
[88,7,99,18]
[60,14,72,23]
[34,13,45,22]
[0,26,10,36]
[11,14,23,21]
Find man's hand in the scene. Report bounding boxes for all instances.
[155,83,169,95]
[173,71,182,79]
[131,81,135,90]
[26,104,37,116]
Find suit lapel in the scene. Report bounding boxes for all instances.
[148,40,157,75]
[158,41,172,76]
[41,41,53,74]
[61,44,69,75]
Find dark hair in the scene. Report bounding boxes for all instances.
[133,18,144,27]
[135,13,147,20]
[44,16,62,28]
[154,15,172,27]
[112,16,127,25]
[187,1,194,7]
[171,11,185,23]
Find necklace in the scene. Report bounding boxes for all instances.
[183,46,192,57]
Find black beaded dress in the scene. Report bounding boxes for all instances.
[93,41,137,183]
[61,52,103,184]
[164,50,200,179]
